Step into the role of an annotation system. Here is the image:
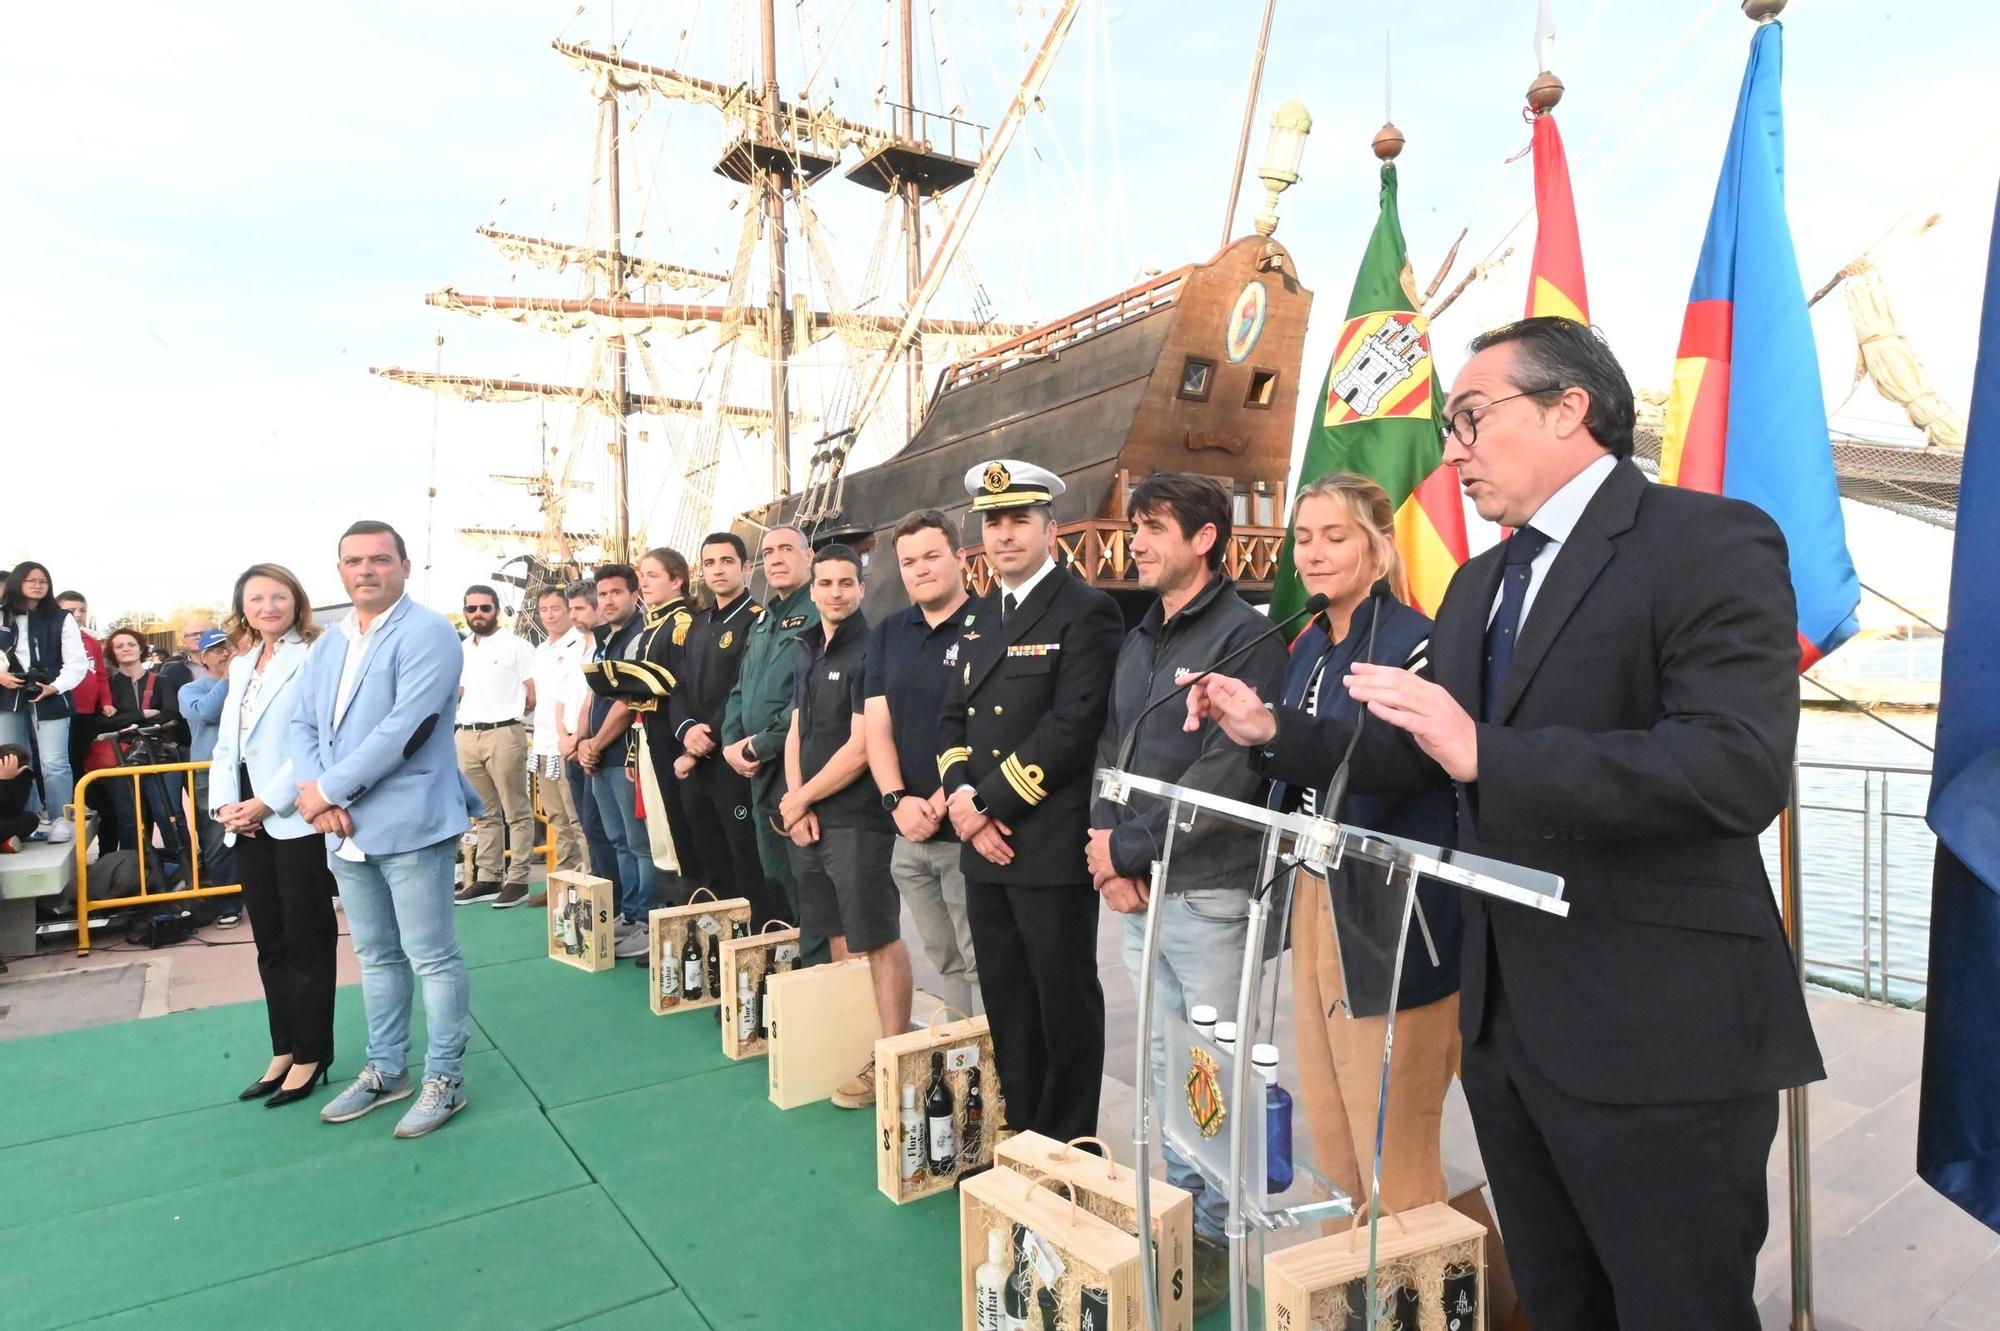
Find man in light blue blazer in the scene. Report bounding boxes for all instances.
[290,520,476,1139]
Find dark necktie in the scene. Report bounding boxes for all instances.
[1002,592,1018,623]
[1482,525,1551,721]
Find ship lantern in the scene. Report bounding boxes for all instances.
[1253,98,1313,238]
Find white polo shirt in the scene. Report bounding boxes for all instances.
[459,630,537,725]
[530,626,592,757]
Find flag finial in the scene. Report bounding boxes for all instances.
[1743,0,1787,21]
[1372,123,1405,161]
[1527,70,1565,115]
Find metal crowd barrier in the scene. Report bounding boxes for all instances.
[71,761,239,956]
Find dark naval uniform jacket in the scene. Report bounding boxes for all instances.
[935,564,1124,887]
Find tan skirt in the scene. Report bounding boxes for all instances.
[632,725,682,874]
[1289,865,1460,1216]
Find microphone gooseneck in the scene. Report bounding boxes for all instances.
[1112,592,1330,779]
[1319,581,1390,821]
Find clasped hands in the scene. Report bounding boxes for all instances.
[1181,663,1480,782]
[294,781,354,838]
[1087,826,1150,914]
[945,787,1013,867]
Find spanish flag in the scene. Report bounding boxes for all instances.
[1658,20,1857,668]
[1525,108,1589,322]
[1273,163,1467,621]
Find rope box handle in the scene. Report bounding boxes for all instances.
[1025,1173,1082,1228]
[761,918,796,934]
[925,1003,972,1032]
[1054,1137,1122,1182]
[686,886,720,906]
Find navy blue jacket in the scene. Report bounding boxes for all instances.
[1271,596,1460,1013]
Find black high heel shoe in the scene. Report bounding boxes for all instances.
[264,1064,330,1109]
[240,1064,294,1101]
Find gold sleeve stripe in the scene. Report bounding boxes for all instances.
[937,747,973,779]
[1000,754,1048,806]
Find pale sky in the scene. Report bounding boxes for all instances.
[2,0,1990,626]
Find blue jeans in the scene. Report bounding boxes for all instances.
[566,760,617,885]
[0,711,71,821]
[327,836,471,1082]
[1121,886,1251,1240]
[589,746,657,921]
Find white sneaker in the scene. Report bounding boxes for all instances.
[45,818,73,844]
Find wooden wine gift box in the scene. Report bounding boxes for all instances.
[960,1167,1143,1331]
[992,1132,1193,1331]
[1263,1200,1487,1331]
[765,956,877,1109]
[645,894,752,1016]
[545,870,617,973]
[873,1010,1000,1205]
[718,925,800,1060]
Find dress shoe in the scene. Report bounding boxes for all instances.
[239,1066,293,1101]
[264,1064,330,1108]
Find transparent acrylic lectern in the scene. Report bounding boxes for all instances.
[1095,766,1570,1330]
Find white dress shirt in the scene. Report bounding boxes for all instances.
[1487,453,1619,632]
[531,626,591,758]
[331,594,406,860]
[999,552,1061,614]
[459,630,537,725]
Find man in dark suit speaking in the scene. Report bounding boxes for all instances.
[1189,317,1823,1329]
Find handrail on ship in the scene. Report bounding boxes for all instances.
[937,265,1192,393]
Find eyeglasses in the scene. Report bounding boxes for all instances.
[463,604,496,614]
[1440,385,1565,449]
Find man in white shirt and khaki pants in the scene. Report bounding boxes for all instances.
[455,584,537,908]
[528,585,591,897]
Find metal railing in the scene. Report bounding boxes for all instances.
[1778,757,1933,1006]
[72,762,240,956]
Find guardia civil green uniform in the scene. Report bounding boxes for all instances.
[720,582,826,961]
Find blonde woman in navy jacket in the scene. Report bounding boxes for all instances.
[1265,474,1461,1215]
[208,563,334,1108]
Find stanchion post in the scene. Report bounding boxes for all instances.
[1781,768,1815,1331]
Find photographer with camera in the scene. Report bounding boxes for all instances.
[100,626,194,884]
[1,561,88,844]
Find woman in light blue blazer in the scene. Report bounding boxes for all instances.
[209,563,336,1109]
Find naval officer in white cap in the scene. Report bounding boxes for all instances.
[934,459,1125,1142]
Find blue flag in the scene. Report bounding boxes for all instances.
[1917,181,2000,1233]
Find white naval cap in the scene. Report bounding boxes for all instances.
[964,458,1065,513]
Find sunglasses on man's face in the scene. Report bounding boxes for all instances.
[464,604,496,614]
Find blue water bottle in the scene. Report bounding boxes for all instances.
[1253,1043,1294,1195]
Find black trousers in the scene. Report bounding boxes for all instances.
[680,760,786,927]
[966,877,1104,1142]
[236,830,339,1066]
[1461,971,1779,1331]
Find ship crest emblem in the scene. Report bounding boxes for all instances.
[981,462,1012,494]
[718,630,734,650]
[1186,1045,1226,1139]
[1225,280,1268,363]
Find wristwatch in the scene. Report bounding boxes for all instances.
[880,789,908,813]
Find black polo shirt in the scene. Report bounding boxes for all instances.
[790,611,884,829]
[863,600,968,839]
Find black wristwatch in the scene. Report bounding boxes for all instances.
[880,789,909,813]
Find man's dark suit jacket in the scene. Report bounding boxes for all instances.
[937,568,1124,888]
[1256,459,1825,1106]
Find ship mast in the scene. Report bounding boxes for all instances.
[760,0,792,498]
[601,61,633,560]
[901,0,921,431]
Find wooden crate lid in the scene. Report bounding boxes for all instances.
[962,1166,1139,1273]
[1264,1202,1487,1285]
[994,1131,1194,1213]
[877,1009,989,1059]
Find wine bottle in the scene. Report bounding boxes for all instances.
[961,1066,985,1166]
[757,968,772,1039]
[736,970,756,1042]
[1002,1224,1030,1331]
[706,933,721,998]
[1079,1285,1109,1331]
[1035,1285,1059,1331]
[974,1228,1010,1331]
[899,1084,925,1184]
[925,1051,956,1178]
[1253,1043,1294,1195]
[730,918,749,939]
[681,927,703,998]
[658,940,680,1002]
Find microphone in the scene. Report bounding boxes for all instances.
[1112,592,1330,780]
[1318,579,1392,820]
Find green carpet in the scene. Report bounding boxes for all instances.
[0,904,987,1329]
